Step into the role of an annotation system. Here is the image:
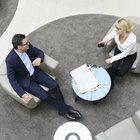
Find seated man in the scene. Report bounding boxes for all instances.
[6,34,82,121]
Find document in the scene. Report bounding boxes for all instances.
[70,64,99,93]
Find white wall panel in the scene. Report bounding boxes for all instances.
[119,0,136,17]
[70,0,89,15]
[54,0,73,19]
[101,0,119,16]
[87,0,104,14]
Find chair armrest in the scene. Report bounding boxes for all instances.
[39,54,59,77]
[130,43,140,73]
[105,38,116,53]
[0,75,40,109]
[0,60,7,75]
[131,62,140,73]
[95,132,108,140]
[133,110,140,133]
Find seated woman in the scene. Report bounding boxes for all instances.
[99,18,137,87]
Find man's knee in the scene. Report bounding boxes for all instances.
[35,91,49,100]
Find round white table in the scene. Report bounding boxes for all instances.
[53,122,92,140]
[72,65,111,101]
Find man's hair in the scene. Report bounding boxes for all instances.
[12,34,26,49]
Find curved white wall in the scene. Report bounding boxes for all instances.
[0,0,139,64]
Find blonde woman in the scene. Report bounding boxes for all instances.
[99,18,137,87]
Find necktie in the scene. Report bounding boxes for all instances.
[21,52,35,76]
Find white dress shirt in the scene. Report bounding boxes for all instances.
[104,28,137,63]
[14,50,35,76]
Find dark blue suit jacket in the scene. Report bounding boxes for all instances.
[5,44,44,97]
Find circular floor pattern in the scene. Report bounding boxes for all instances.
[28,14,140,139]
[1,14,140,140]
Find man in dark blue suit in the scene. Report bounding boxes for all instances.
[6,34,82,121]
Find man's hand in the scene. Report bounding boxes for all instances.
[22,93,33,103]
[32,58,41,66]
[105,58,111,64]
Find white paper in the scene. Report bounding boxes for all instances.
[70,64,99,93]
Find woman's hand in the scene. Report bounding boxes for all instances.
[105,58,111,64]
[99,38,108,46]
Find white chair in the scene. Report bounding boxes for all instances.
[104,16,140,73]
[0,54,59,109]
[95,110,140,140]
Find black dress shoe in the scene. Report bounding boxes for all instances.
[58,111,76,121]
[69,108,82,119]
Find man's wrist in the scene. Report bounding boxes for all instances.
[37,57,41,60]
[22,92,27,98]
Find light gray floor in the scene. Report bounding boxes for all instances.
[1,2,140,140]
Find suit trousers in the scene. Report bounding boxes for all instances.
[107,47,137,82]
[23,69,70,113]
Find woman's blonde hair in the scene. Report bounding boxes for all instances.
[117,18,133,33]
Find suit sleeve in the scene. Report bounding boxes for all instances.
[6,60,25,97]
[29,44,44,62]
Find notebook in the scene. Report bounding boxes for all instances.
[70,64,99,93]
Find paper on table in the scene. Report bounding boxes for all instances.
[70,64,99,93]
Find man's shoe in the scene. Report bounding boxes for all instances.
[69,108,82,119]
[58,111,76,121]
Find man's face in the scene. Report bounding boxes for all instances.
[18,37,29,52]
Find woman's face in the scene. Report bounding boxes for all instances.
[115,23,123,35]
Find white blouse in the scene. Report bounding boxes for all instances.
[104,28,137,63]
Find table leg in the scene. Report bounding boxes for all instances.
[93,101,100,105]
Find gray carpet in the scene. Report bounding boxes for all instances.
[1,14,140,140]
[0,0,19,37]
